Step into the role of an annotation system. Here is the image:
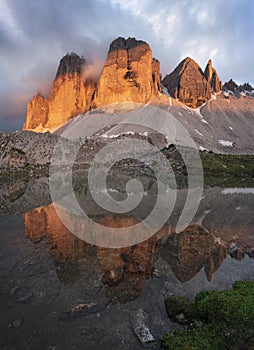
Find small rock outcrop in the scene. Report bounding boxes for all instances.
[162,58,222,108]
[24,53,95,132]
[92,37,161,107]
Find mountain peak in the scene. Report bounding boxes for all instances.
[162,56,222,108]
[24,37,161,131]
[92,36,160,107]
[204,59,213,80]
[109,37,149,52]
[223,80,254,95]
[181,56,198,64]
[222,79,238,92]
[239,82,254,92]
[56,53,85,78]
[162,57,210,108]
[204,59,221,93]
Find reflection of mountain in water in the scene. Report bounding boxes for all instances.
[1,173,253,299]
[23,193,254,301]
[24,204,169,302]
[160,224,226,282]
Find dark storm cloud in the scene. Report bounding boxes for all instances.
[0,0,253,131]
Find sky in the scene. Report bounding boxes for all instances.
[0,0,253,131]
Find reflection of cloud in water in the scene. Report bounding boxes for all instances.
[222,188,254,195]
[182,256,254,299]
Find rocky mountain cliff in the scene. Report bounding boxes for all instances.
[23,36,253,135]
[24,37,161,132]
[24,53,95,132]
[92,37,161,107]
[162,57,221,108]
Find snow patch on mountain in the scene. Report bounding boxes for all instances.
[218,140,234,147]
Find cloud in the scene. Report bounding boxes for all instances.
[0,0,253,130]
[0,93,27,131]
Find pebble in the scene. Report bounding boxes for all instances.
[12,319,22,328]
[16,293,33,303]
[153,269,160,277]
[176,313,188,324]
[10,286,19,296]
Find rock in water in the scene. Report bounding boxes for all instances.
[131,308,156,346]
[12,319,22,328]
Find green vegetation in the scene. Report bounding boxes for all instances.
[163,146,254,187]
[201,152,254,187]
[165,295,192,324]
[162,281,254,350]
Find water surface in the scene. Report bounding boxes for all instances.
[0,176,254,349]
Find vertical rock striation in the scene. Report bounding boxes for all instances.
[92,37,161,107]
[24,38,162,132]
[24,53,95,132]
[24,37,225,131]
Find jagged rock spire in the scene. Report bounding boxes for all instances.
[204,59,222,93]
[56,53,85,78]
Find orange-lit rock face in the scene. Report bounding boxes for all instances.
[24,205,169,298]
[162,57,222,108]
[24,53,95,132]
[24,205,85,261]
[46,73,95,130]
[25,93,48,130]
[92,37,161,107]
[204,59,222,93]
[24,38,161,132]
[97,216,168,284]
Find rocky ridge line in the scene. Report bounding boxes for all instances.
[24,37,161,131]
